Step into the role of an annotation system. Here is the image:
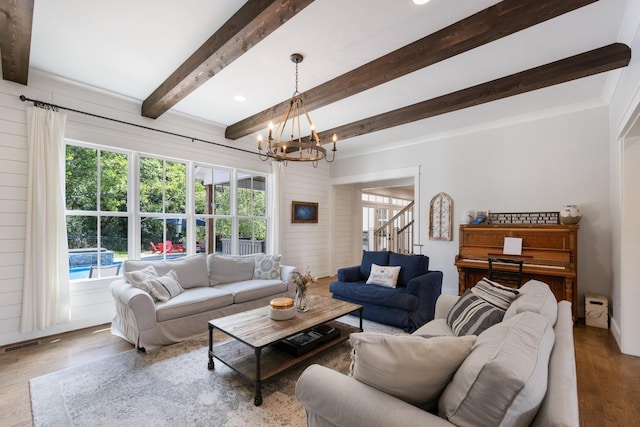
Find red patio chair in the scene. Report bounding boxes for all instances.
[150,241,162,254]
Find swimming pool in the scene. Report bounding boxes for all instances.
[68,253,188,280]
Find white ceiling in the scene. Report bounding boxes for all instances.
[28,0,632,157]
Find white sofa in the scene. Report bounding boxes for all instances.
[110,253,296,350]
[296,280,579,427]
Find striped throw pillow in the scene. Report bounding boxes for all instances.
[447,279,519,336]
[144,270,184,302]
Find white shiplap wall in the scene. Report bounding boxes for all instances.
[0,87,29,343]
[280,162,332,278]
[331,184,361,272]
[0,72,328,347]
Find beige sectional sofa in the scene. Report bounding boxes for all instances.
[296,280,579,427]
[110,253,295,350]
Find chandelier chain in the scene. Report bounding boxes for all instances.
[295,61,299,94]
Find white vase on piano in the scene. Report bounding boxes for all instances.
[559,204,582,225]
[461,210,474,225]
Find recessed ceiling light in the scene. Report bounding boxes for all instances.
[413,0,430,4]
[234,95,247,102]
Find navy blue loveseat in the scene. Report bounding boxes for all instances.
[329,251,442,332]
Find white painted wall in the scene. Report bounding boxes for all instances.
[0,72,327,347]
[621,137,640,356]
[330,107,612,315]
[606,0,640,356]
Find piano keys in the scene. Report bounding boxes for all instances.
[454,224,578,319]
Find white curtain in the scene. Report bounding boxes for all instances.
[267,161,283,255]
[20,106,70,332]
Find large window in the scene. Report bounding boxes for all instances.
[140,156,188,257]
[65,143,270,281]
[193,166,267,256]
[66,145,129,279]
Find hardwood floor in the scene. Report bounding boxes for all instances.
[1,277,638,426]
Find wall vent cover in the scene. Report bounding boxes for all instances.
[2,340,41,353]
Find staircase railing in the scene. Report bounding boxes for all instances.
[372,201,414,253]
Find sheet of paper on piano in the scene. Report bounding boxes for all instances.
[503,237,523,255]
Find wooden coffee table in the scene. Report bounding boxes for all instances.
[207,294,363,405]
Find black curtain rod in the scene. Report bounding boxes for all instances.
[18,95,257,156]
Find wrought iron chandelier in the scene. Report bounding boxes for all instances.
[257,53,336,167]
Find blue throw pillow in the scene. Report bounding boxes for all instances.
[360,251,391,280]
[389,253,428,286]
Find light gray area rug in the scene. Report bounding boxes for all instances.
[30,318,404,427]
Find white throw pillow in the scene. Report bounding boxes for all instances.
[253,254,281,280]
[365,263,401,288]
[144,270,184,302]
[124,265,158,296]
[349,332,477,407]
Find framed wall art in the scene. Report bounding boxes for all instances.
[292,201,318,223]
[429,192,453,241]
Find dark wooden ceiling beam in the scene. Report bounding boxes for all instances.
[142,0,314,119]
[313,43,630,143]
[225,0,598,140]
[0,0,34,85]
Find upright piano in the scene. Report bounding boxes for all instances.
[454,224,578,319]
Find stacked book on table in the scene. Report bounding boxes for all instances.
[273,323,341,356]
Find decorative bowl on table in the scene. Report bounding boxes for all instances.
[270,297,295,320]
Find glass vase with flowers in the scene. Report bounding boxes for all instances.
[291,267,315,312]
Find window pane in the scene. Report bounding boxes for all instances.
[216,218,231,254]
[100,151,128,212]
[239,219,265,254]
[195,218,209,253]
[67,215,97,280]
[165,161,186,214]
[67,215,97,250]
[99,216,127,277]
[214,170,231,215]
[237,172,252,216]
[141,216,164,255]
[252,176,266,216]
[101,216,128,256]
[194,166,212,215]
[140,157,163,213]
[66,146,97,210]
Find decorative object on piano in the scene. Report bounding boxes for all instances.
[559,204,582,225]
[472,212,487,224]
[429,192,453,241]
[461,210,475,225]
[487,211,559,225]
